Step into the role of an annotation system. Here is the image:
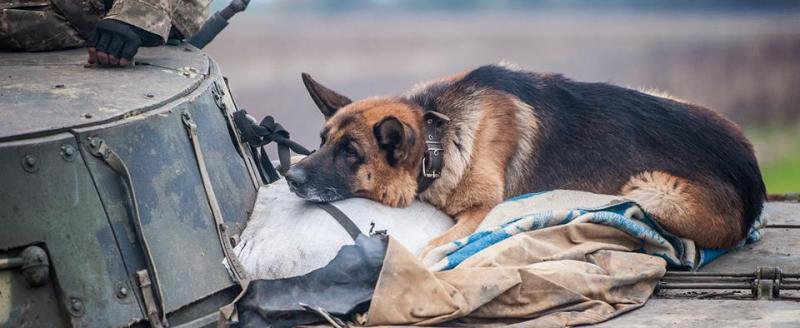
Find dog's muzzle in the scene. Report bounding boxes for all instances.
[283,166,307,193]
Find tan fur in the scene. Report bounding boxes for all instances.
[418,97,483,206]
[496,59,523,71]
[418,206,492,257]
[637,87,690,104]
[323,98,425,207]
[504,97,542,196]
[320,87,525,251]
[406,71,470,97]
[621,171,743,248]
[418,91,521,249]
[303,68,754,255]
[320,87,743,252]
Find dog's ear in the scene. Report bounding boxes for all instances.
[373,116,415,166]
[301,73,352,119]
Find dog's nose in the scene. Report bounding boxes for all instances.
[284,166,308,189]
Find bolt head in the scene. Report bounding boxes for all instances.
[70,298,83,313]
[116,285,130,299]
[21,154,39,173]
[20,246,49,287]
[60,144,77,161]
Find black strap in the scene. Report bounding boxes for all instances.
[233,110,313,183]
[315,203,361,241]
[417,111,449,193]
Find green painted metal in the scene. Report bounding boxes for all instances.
[0,45,260,327]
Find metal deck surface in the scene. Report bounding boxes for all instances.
[701,202,800,273]
[600,201,800,327]
[596,299,800,327]
[0,46,209,141]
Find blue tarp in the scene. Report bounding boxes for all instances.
[424,190,764,272]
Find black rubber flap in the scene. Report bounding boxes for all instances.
[235,234,388,327]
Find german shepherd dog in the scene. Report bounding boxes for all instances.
[284,64,766,254]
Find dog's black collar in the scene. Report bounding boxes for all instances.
[417,110,449,193]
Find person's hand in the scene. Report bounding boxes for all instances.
[87,19,162,67]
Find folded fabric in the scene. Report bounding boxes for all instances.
[367,224,666,326]
[366,190,765,326]
[423,190,765,272]
[237,190,767,327]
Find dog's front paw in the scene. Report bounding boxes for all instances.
[418,243,437,260]
[418,241,450,266]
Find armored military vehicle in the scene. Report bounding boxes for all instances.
[0,44,261,327]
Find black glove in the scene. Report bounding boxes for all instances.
[88,19,163,66]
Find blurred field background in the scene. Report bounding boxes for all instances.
[206,0,800,193]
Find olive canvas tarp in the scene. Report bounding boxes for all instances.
[367,226,665,327]
[234,190,765,326]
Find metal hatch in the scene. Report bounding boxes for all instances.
[1,46,258,327]
[0,46,208,142]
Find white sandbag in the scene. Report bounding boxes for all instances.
[234,179,454,280]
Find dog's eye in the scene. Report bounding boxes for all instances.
[344,143,359,157]
[319,128,330,147]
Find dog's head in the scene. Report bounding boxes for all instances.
[283,73,425,207]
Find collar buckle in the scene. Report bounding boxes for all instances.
[417,110,449,192]
[422,147,442,178]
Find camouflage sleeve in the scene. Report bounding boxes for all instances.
[170,0,210,39]
[105,0,210,42]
